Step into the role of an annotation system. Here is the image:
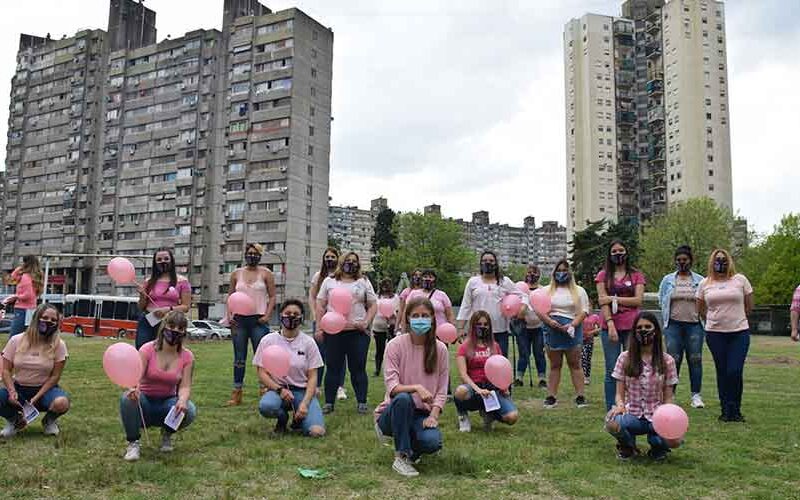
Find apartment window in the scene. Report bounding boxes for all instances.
[707,155,714,162]
[228,163,245,174]
[311,68,317,78]
[708,169,714,176]
[308,126,314,136]
[310,87,316,97]
[706,112,712,120]
[709,184,715,191]
[310,106,315,117]
[308,145,314,156]
[307,164,313,176]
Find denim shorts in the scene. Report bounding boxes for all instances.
[3,383,69,411]
[455,384,517,417]
[544,315,583,351]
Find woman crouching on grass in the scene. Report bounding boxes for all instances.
[374,296,449,478]
[120,311,197,461]
[454,311,518,433]
[605,312,681,461]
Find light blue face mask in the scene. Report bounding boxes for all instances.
[409,318,432,336]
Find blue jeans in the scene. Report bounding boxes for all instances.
[313,321,345,389]
[232,314,270,389]
[323,330,369,406]
[515,327,546,379]
[258,387,325,435]
[135,315,157,350]
[454,384,517,421]
[608,413,673,452]
[0,383,70,421]
[119,392,197,442]
[664,320,705,394]
[495,331,509,358]
[706,330,750,418]
[9,308,30,337]
[377,393,443,459]
[601,329,631,411]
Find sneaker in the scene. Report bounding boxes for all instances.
[513,378,524,387]
[575,395,588,408]
[457,413,471,433]
[616,444,636,461]
[357,403,369,415]
[538,379,547,389]
[273,421,288,435]
[322,403,334,415]
[124,441,141,462]
[729,413,746,423]
[584,377,591,386]
[42,415,60,436]
[160,430,174,452]
[690,393,705,409]
[718,413,729,423]
[1,419,17,439]
[336,387,348,401]
[647,447,670,461]
[543,396,558,409]
[374,421,391,446]
[481,410,494,432]
[392,456,419,477]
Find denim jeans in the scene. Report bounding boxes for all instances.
[135,315,158,350]
[232,314,270,389]
[258,387,325,435]
[324,330,369,406]
[608,413,672,452]
[706,330,750,418]
[9,308,29,337]
[664,320,705,394]
[454,384,517,421]
[0,383,70,421]
[313,321,345,388]
[495,332,509,358]
[601,329,631,411]
[377,393,443,459]
[513,322,546,379]
[119,392,196,442]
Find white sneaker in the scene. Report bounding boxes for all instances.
[690,393,705,409]
[124,441,141,461]
[392,456,419,477]
[42,417,60,436]
[374,421,390,446]
[1,420,17,439]
[457,413,471,433]
[336,387,347,400]
[160,430,174,453]
[584,377,591,386]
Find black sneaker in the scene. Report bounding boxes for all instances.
[322,403,334,415]
[729,413,746,423]
[718,413,729,422]
[273,421,288,435]
[357,403,369,415]
[616,444,636,461]
[538,380,547,389]
[513,379,524,387]
[575,395,588,408]
[543,396,558,409]
[647,447,670,461]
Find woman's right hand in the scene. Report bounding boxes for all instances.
[607,404,625,419]
[608,323,619,343]
[126,388,140,402]
[477,388,492,398]
[7,390,22,408]
[416,385,433,404]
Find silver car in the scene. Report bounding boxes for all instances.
[190,320,232,340]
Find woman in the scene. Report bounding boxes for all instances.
[397,269,423,333]
[3,256,43,337]
[514,264,547,388]
[596,240,646,410]
[0,304,70,438]
[457,251,525,357]
[136,248,191,350]
[658,245,706,409]
[536,260,590,409]
[309,248,346,399]
[374,296,448,477]
[791,284,800,342]
[255,299,325,437]
[454,311,519,433]
[420,269,455,329]
[316,252,377,414]
[606,312,681,461]
[225,243,277,406]
[120,311,196,461]
[696,248,753,422]
[581,310,602,385]
[373,278,398,376]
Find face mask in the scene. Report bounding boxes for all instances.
[713,259,728,273]
[38,321,58,337]
[635,327,655,345]
[155,262,172,274]
[324,258,337,271]
[409,318,432,336]
[245,254,261,267]
[480,262,496,275]
[474,325,490,339]
[163,328,183,346]
[610,253,627,265]
[411,275,422,286]
[525,274,540,285]
[342,261,359,275]
[280,315,302,330]
[422,279,434,290]
[554,271,570,284]
[676,261,691,273]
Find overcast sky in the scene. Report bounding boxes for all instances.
[1,0,797,233]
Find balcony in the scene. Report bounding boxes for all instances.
[646,79,663,95]
[619,149,638,162]
[645,42,661,59]
[646,20,661,34]
[647,107,664,123]
[648,145,665,162]
[616,74,634,88]
[617,111,636,125]
[614,20,634,37]
[619,59,635,71]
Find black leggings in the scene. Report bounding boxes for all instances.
[373,328,395,373]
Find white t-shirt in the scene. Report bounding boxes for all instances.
[456,276,527,333]
[253,331,323,388]
[548,286,590,320]
[317,277,377,324]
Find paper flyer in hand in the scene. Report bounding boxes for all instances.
[22,401,40,424]
[482,390,501,412]
[145,311,161,327]
[164,405,185,431]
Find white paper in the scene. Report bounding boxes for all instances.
[482,390,501,412]
[24,308,34,327]
[22,401,40,424]
[611,297,619,315]
[145,311,161,327]
[164,405,185,431]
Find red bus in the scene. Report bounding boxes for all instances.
[62,294,140,339]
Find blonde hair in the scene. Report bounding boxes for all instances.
[155,310,189,351]
[706,248,736,281]
[547,259,581,314]
[19,303,62,357]
[334,252,363,280]
[246,242,264,256]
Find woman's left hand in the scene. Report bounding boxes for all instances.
[153,308,168,319]
[598,296,613,306]
[175,399,189,414]
[423,416,438,429]
[295,402,309,421]
[257,315,270,325]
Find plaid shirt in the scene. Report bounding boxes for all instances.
[612,351,678,420]
[791,286,800,313]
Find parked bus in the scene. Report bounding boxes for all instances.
[62,294,140,339]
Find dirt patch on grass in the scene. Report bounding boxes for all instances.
[749,356,800,366]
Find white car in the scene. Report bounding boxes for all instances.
[190,320,231,340]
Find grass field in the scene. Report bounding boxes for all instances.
[1,333,799,499]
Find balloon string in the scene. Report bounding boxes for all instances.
[137,398,150,446]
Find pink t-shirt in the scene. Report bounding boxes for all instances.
[2,334,68,386]
[138,341,194,398]
[253,332,323,388]
[790,285,800,313]
[145,279,191,309]
[595,270,646,331]
[456,341,501,385]
[582,313,602,340]
[399,287,422,302]
[415,289,452,327]
[12,270,37,309]
[696,274,753,333]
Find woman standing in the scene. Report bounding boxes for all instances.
[581,310,602,386]
[136,248,191,350]
[225,243,277,406]
[658,245,706,409]
[514,264,547,388]
[457,251,524,357]
[397,269,423,333]
[791,284,800,342]
[420,270,455,330]
[595,240,646,411]
[0,304,70,438]
[309,248,346,398]
[373,278,398,376]
[255,299,325,437]
[3,256,43,337]
[536,260,590,409]
[696,248,753,422]
[374,296,448,477]
[120,311,196,461]
[316,252,377,414]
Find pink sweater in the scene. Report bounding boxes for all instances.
[374,334,450,420]
[12,269,37,309]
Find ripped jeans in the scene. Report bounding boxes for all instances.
[664,320,704,394]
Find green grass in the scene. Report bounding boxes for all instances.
[2,335,800,499]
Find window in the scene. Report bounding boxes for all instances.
[231,82,250,95]
[229,121,248,133]
[228,163,245,174]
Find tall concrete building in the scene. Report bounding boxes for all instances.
[2,0,333,312]
[327,198,385,270]
[565,0,732,238]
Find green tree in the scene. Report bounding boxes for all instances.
[639,197,734,290]
[378,212,475,303]
[370,208,397,274]
[504,264,528,283]
[739,214,800,304]
[327,236,341,252]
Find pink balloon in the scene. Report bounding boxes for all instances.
[320,311,346,334]
[329,287,353,315]
[485,354,513,390]
[378,299,394,318]
[515,281,529,294]
[261,344,290,378]
[530,288,552,316]
[107,257,136,285]
[227,291,256,316]
[103,343,143,388]
[501,294,523,318]
[436,323,458,344]
[652,403,689,440]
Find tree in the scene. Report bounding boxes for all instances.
[639,197,734,290]
[377,212,475,303]
[739,213,800,305]
[327,236,341,251]
[504,264,528,283]
[370,208,397,274]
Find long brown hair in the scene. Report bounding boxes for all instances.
[464,310,500,359]
[624,312,666,377]
[155,310,189,352]
[19,303,62,357]
[21,255,43,296]
[404,296,438,374]
[334,252,363,281]
[316,247,340,291]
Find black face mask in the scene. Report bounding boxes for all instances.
[280,315,302,330]
[676,261,691,273]
[245,254,261,267]
[610,254,627,265]
[155,262,172,274]
[324,259,337,271]
[480,262,496,275]
[713,259,728,274]
[635,327,655,345]
[342,261,359,275]
[38,321,58,337]
[422,279,434,291]
[474,325,490,339]
[525,274,540,285]
[410,276,422,287]
[163,328,183,346]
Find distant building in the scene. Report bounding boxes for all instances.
[423,204,441,217]
[328,198,386,270]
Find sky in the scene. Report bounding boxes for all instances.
[0,0,798,234]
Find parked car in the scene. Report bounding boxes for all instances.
[187,326,211,341]
[190,320,231,340]
[0,318,12,335]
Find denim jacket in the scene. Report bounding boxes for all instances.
[658,271,704,328]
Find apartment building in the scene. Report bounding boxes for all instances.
[327,198,388,270]
[2,0,333,312]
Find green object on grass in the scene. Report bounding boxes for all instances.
[297,468,329,479]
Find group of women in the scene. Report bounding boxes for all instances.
[0,237,780,476]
